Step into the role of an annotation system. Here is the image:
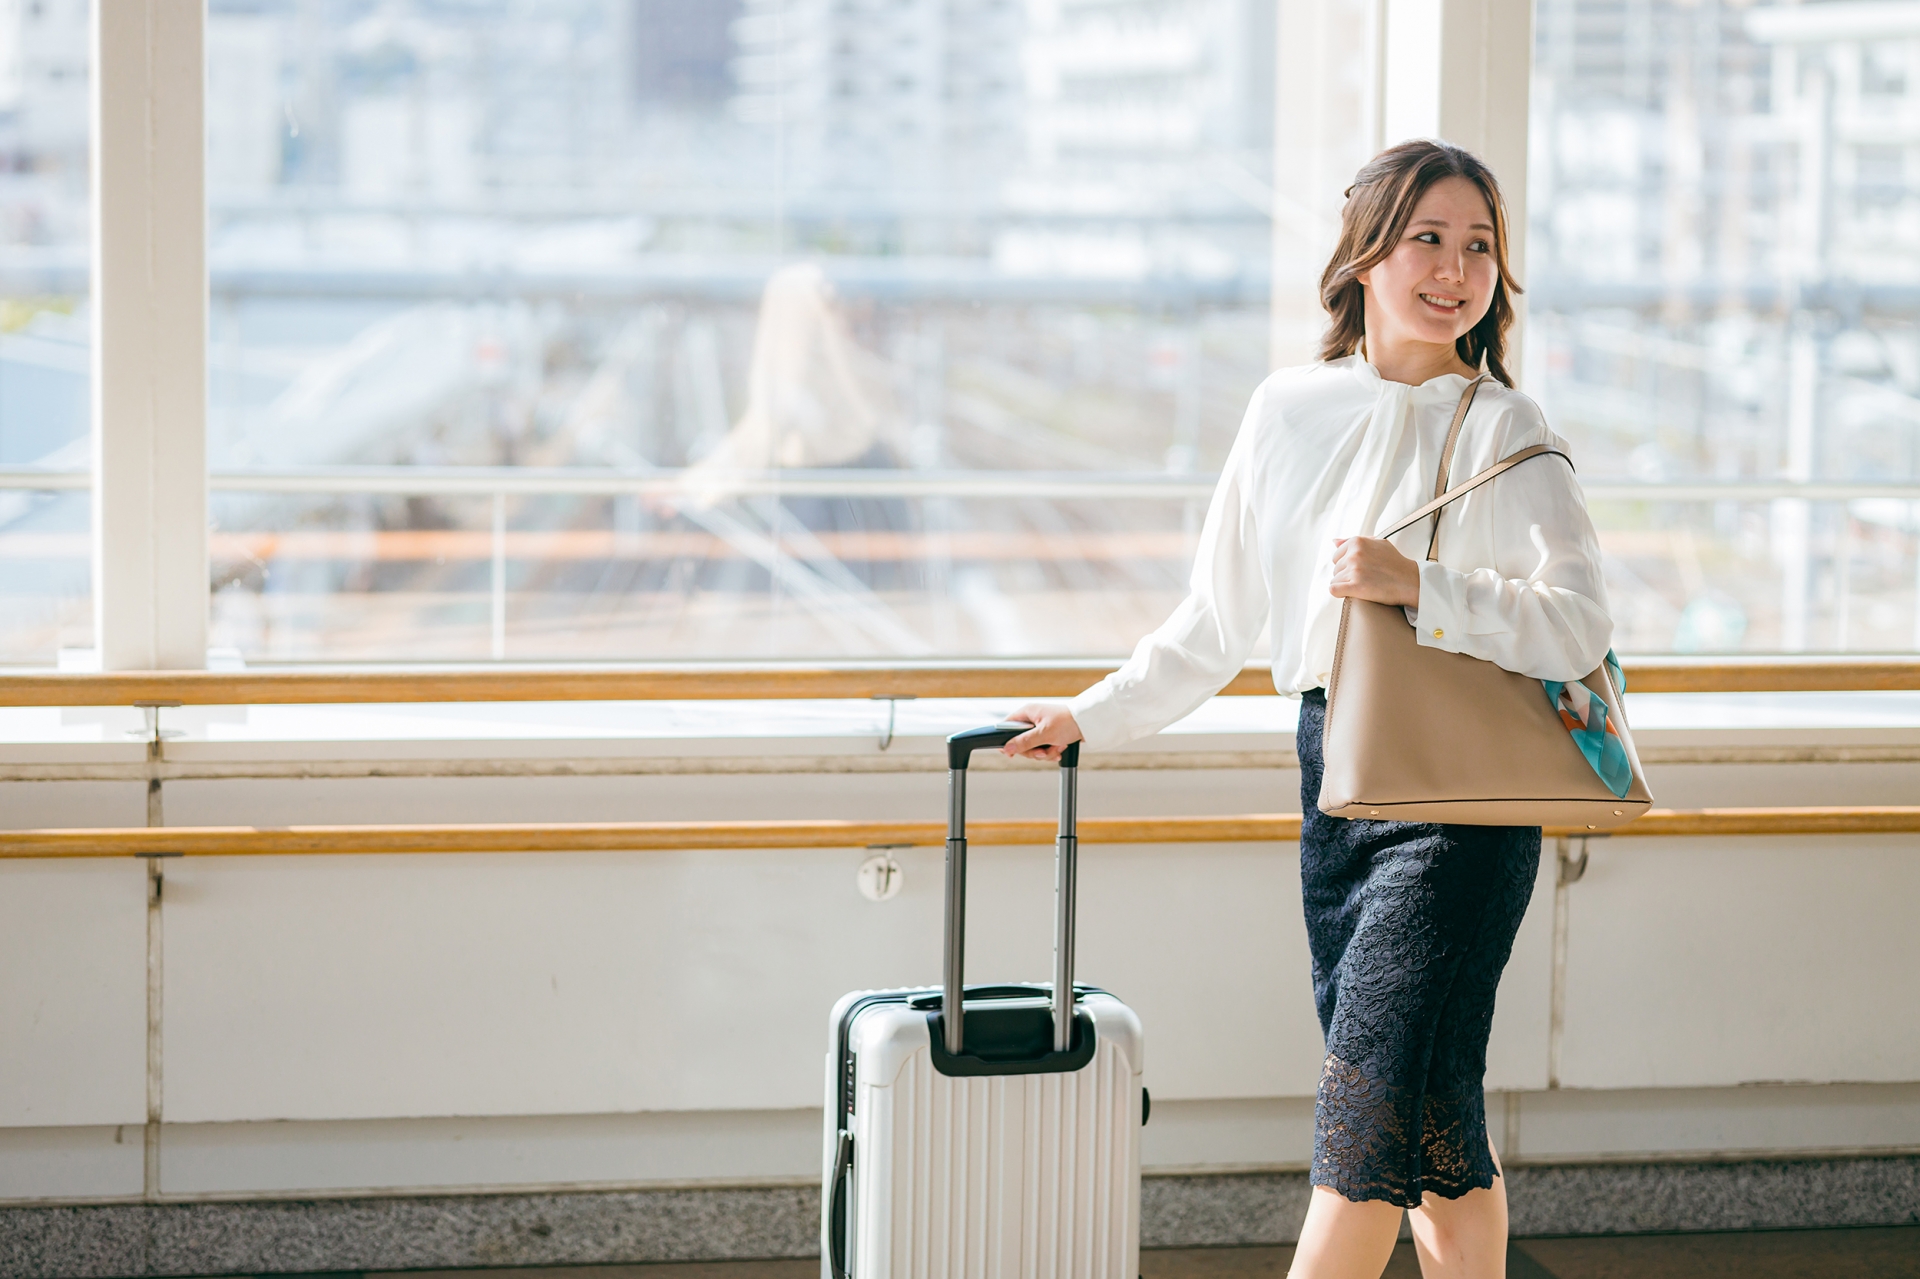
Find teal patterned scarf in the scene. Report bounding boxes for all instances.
[1542,652,1632,799]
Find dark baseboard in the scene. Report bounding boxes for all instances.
[0,1187,814,1279]
[1141,1154,1920,1247]
[3,1155,1917,1278]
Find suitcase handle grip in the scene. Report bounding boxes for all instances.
[941,722,1081,1057]
[947,720,1080,770]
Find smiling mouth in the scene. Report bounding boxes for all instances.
[1419,293,1466,310]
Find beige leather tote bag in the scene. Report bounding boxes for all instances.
[1317,377,1653,830]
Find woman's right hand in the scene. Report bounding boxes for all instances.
[1002,703,1085,762]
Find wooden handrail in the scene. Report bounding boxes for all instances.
[3,807,1916,859]
[0,816,1278,858]
[1607,808,1920,836]
[1620,656,1920,694]
[0,664,1158,706]
[1,656,1917,706]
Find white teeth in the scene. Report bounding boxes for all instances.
[1420,293,1464,309]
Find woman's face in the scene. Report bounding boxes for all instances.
[1356,176,1499,353]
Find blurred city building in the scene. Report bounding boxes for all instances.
[0,0,1915,663]
[0,0,88,657]
[1529,0,1920,652]
[729,0,1024,201]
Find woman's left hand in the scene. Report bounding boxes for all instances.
[1328,537,1421,608]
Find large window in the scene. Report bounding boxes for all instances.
[18,1,1918,669]
[203,0,1278,662]
[1530,0,1920,652]
[0,0,89,664]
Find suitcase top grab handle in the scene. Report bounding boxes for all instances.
[941,721,1080,1058]
[947,721,1080,770]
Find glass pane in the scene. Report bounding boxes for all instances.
[206,0,1277,662]
[0,2,91,664]
[1529,1,1920,652]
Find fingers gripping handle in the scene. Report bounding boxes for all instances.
[942,722,1081,1056]
[946,721,1081,770]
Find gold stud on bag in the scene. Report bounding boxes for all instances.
[1316,378,1653,829]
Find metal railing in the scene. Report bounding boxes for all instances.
[8,465,1919,667]
[6,464,1920,503]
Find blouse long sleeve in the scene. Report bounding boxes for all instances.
[1406,405,1613,683]
[1068,392,1273,750]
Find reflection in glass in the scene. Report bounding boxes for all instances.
[204,0,1278,661]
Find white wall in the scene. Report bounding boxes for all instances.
[2,695,1918,1199]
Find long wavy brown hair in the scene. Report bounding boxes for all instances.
[1317,140,1523,387]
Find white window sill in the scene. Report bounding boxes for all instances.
[0,693,1918,775]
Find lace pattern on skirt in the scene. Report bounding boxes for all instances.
[1295,689,1539,1209]
[1311,1053,1499,1208]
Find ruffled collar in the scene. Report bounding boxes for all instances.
[1337,352,1475,405]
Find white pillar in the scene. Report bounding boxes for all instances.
[1272,0,1536,374]
[1381,0,1533,217]
[1270,0,1379,370]
[1381,0,1535,376]
[93,0,208,671]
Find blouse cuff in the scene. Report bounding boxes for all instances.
[1067,682,1132,753]
[1412,559,1468,654]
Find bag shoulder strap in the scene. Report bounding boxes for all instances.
[1433,374,1490,502]
[1381,443,1572,557]
[1384,373,1572,562]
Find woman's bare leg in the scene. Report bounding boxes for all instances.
[1406,1138,1508,1278]
[1287,1186,1404,1279]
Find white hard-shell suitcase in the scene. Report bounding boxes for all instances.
[821,723,1146,1279]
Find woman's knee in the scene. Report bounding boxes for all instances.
[1409,1181,1508,1256]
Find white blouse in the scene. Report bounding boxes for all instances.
[1067,354,1613,751]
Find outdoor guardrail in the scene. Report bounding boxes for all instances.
[6,464,1920,503]
[8,464,1919,676]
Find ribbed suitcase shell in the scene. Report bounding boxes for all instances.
[823,991,1143,1279]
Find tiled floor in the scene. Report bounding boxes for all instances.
[361,1226,1920,1279]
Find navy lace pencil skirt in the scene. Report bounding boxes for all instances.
[1296,688,1541,1208]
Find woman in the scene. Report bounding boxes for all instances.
[1003,140,1610,1279]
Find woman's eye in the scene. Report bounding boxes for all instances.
[1468,239,1490,253]
[1415,231,1440,244]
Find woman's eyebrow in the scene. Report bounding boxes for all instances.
[1411,217,1496,231]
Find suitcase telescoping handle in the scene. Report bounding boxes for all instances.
[943,723,1081,1056]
